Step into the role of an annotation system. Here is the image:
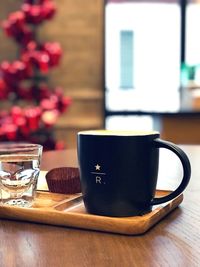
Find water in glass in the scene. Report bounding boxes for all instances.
[0,154,40,207]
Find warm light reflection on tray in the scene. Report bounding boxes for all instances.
[0,189,183,235]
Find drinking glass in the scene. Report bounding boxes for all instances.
[0,143,43,207]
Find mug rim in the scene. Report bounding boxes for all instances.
[78,130,159,136]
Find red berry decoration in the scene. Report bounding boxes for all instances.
[0,0,71,150]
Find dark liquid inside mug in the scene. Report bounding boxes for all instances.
[77,130,191,217]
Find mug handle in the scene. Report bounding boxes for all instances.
[151,138,191,205]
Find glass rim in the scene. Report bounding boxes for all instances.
[0,142,43,152]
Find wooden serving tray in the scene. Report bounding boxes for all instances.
[0,190,183,235]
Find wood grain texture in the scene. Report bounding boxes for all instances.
[0,146,200,267]
[0,190,183,235]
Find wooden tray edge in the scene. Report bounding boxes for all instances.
[0,192,183,235]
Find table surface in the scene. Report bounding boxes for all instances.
[0,146,200,267]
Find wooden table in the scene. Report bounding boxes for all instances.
[0,146,200,267]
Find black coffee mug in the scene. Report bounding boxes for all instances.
[77,130,191,217]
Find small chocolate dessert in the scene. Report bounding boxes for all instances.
[45,167,81,194]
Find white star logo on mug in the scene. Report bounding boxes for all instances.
[95,164,101,171]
